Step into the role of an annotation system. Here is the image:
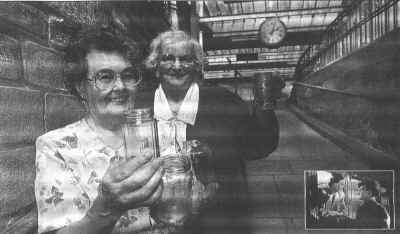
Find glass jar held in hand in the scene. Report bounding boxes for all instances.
[123,108,160,160]
[182,140,213,185]
[150,154,193,226]
[182,140,218,215]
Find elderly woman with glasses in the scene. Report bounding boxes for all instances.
[145,30,279,234]
[34,28,171,234]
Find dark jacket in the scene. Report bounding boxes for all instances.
[185,85,279,234]
[355,200,389,229]
[140,84,279,233]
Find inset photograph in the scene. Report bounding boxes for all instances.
[305,170,395,230]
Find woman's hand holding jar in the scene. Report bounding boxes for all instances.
[87,154,164,224]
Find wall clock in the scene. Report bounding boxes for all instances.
[259,18,287,46]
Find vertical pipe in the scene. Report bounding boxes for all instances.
[190,1,199,39]
[369,0,374,42]
[396,0,399,27]
[197,0,204,17]
[170,1,179,30]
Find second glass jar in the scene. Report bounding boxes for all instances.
[150,154,193,226]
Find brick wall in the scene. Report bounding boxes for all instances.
[0,2,99,232]
[0,2,171,232]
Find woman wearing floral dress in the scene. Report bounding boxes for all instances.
[35,28,170,234]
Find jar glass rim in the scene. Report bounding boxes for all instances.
[162,154,190,173]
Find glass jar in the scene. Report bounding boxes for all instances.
[123,108,159,159]
[182,140,210,185]
[182,140,215,214]
[150,154,193,226]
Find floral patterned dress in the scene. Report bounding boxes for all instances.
[35,119,173,234]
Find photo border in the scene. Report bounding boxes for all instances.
[304,169,396,231]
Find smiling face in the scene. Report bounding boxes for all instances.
[157,41,199,95]
[83,49,136,120]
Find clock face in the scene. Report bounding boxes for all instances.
[259,18,287,46]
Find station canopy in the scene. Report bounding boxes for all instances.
[199,0,345,80]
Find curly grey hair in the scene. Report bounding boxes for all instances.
[144,30,204,71]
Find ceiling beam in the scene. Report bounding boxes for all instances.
[204,76,294,82]
[211,25,327,36]
[204,30,324,50]
[199,6,343,22]
[208,60,300,66]
[206,45,309,54]
[205,61,296,71]
[206,51,304,58]
[209,56,300,63]
[204,72,295,81]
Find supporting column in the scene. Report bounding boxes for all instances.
[169,1,178,30]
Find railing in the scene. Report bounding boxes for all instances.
[295,0,400,80]
[295,82,400,102]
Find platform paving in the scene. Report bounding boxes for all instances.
[245,108,380,234]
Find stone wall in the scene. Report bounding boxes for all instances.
[0,2,104,232]
[293,29,400,160]
[0,2,171,232]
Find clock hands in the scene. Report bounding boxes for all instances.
[260,18,286,45]
[270,22,276,36]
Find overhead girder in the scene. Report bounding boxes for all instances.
[211,25,327,37]
[204,75,294,83]
[205,61,296,71]
[206,50,304,58]
[199,6,343,22]
[203,30,323,50]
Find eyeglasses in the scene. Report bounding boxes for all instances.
[159,54,198,68]
[89,67,142,90]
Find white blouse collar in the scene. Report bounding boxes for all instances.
[154,82,199,125]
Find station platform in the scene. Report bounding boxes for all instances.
[245,107,397,234]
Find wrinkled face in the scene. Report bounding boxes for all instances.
[157,41,199,93]
[83,50,137,119]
